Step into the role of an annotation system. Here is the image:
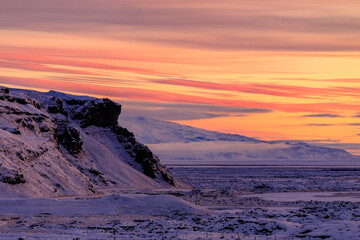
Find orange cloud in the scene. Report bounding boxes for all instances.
[0,52,165,76]
[148,78,360,99]
[0,59,99,76]
[1,76,359,115]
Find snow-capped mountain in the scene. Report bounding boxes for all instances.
[0,87,185,198]
[119,116,359,166]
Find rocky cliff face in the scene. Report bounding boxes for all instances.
[0,87,184,197]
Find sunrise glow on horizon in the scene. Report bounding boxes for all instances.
[1,0,360,154]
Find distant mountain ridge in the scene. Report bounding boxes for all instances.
[120,116,359,166]
[119,116,263,144]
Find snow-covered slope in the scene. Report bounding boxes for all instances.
[119,116,263,144]
[0,87,185,198]
[120,117,359,166]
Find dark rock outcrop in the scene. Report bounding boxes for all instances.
[47,97,67,116]
[1,127,21,135]
[0,88,9,94]
[0,89,28,106]
[0,169,26,185]
[112,126,175,185]
[14,97,28,105]
[55,121,83,154]
[72,99,121,128]
[65,99,86,106]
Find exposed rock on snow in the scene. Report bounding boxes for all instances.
[55,120,83,154]
[69,98,122,128]
[0,168,26,185]
[0,87,184,198]
[112,126,175,185]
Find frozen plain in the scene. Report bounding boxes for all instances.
[1,167,360,239]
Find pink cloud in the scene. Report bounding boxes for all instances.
[1,0,360,52]
[148,79,360,99]
[0,59,100,76]
[1,76,358,114]
[0,52,164,76]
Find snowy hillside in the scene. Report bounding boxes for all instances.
[0,87,185,198]
[120,117,359,166]
[119,116,263,144]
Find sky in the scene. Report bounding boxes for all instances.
[0,0,360,154]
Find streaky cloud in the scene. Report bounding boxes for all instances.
[1,76,359,114]
[120,101,268,121]
[302,114,344,118]
[305,124,336,127]
[1,0,360,52]
[147,78,360,99]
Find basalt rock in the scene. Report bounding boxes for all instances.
[47,97,67,116]
[1,127,21,135]
[64,99,87,106]
[0,93,28,107]
[0,88,9,94]
[72,99,121,128]
[55,121,83,154]
[14,98,28,105]
[111,126,175,186]
[0,169,26,185]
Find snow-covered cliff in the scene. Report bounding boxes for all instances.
[0,87,184,198]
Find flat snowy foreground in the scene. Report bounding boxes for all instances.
[1,167,360,239]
